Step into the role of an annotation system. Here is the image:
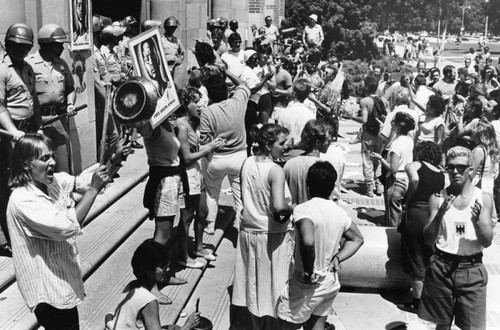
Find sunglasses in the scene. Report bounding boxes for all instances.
[445,164,469,174]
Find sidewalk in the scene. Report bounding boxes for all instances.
[177,118,500,330]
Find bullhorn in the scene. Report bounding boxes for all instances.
[112,76,158,128]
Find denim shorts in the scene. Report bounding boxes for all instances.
[418,251,487,329]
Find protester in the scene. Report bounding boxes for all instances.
[277,79,315,146]
[139,116,190,303]
[302,14,323,48]
[277,161,364,330]
[105,239,201,330]
[7,134,125,329]
[398,141,446,313]
[233,123,293,330]
[416,94,446,145]
[372,112,415,227]
[284,119,334,205]
[420,146,493,329]
[174,87,225,266]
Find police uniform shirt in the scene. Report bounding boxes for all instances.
[26,51,75,106]
[160,35,185,66]
[93,45,111,83]
[0,54,35,121]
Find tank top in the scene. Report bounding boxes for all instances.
[241,156,292,233]
[436,187,484,255]
[409,162,445,204]
[144,124,180,167]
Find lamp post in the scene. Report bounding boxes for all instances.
[461,5,470,36]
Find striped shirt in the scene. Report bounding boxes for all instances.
[7,172,91,311]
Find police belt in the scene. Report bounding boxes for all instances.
[435,248,483,263]
[40,104,66,116]
[12,117,37,133]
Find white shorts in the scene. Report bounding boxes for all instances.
[154,175,185,217]
[277,271,340,324]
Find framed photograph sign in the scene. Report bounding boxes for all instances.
[69,0,92,50]
[128,28,180,129]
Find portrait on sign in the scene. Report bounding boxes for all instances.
[70,0,92,50]
[128,28,180,128]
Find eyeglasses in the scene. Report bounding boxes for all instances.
[445,164,469,174]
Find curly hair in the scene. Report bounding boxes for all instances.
[131,239,168,283]
[427,94,446,117]
[297,119,334,153]
[415,141,442,166]
[174,86,201,117]
[475,118,499,163]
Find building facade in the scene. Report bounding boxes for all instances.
[0,0,284,173]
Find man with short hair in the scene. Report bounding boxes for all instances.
[428,67,440,88]
[432,65,457,101]
[220,33,244,89]
[463,57,476,75]
[302,14,324,48]
[359,75,385,197]
[263,16,279,54]
[277,161,364,330]
[271,54,293,121]
[419,146,493,330]
[277,79,316,145]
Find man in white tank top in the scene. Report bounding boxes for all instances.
[419,146,493,330]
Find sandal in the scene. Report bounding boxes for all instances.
[177,260,204,269]
[195,249,216,261]
[154,292,172,305]
[167,276,188,285]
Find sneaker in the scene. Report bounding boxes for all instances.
[365,189,374,197]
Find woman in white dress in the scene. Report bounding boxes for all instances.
[233,124,293,329]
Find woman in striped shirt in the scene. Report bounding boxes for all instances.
[7,134,118,330]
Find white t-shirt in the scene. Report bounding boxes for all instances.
[277,102,316,144]
[293,197,352,276]
[240,65,261,104]
[418,116,445,142]
[105,287,157,330]
[388,135,414,179]
[412,86,435,115]
[380,105,419,149]
[221,50,244,79]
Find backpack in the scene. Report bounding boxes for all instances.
[364,96,387,135]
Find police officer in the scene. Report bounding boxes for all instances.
[225,19,238,41]
[93,16,119,160]
[0,23,40,257]
[26,24,76,173]
[161,16,185,79]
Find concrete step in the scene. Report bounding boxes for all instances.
[0,148,148,294]
[0,180,149,330]
[80,206,237,329]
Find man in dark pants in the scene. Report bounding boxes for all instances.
[420,146,493,330]
[0,23,40,257]
[26,24,77,173]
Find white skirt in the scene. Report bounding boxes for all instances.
[232,229,294,318]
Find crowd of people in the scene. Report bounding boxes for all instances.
[0,9,497,330]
